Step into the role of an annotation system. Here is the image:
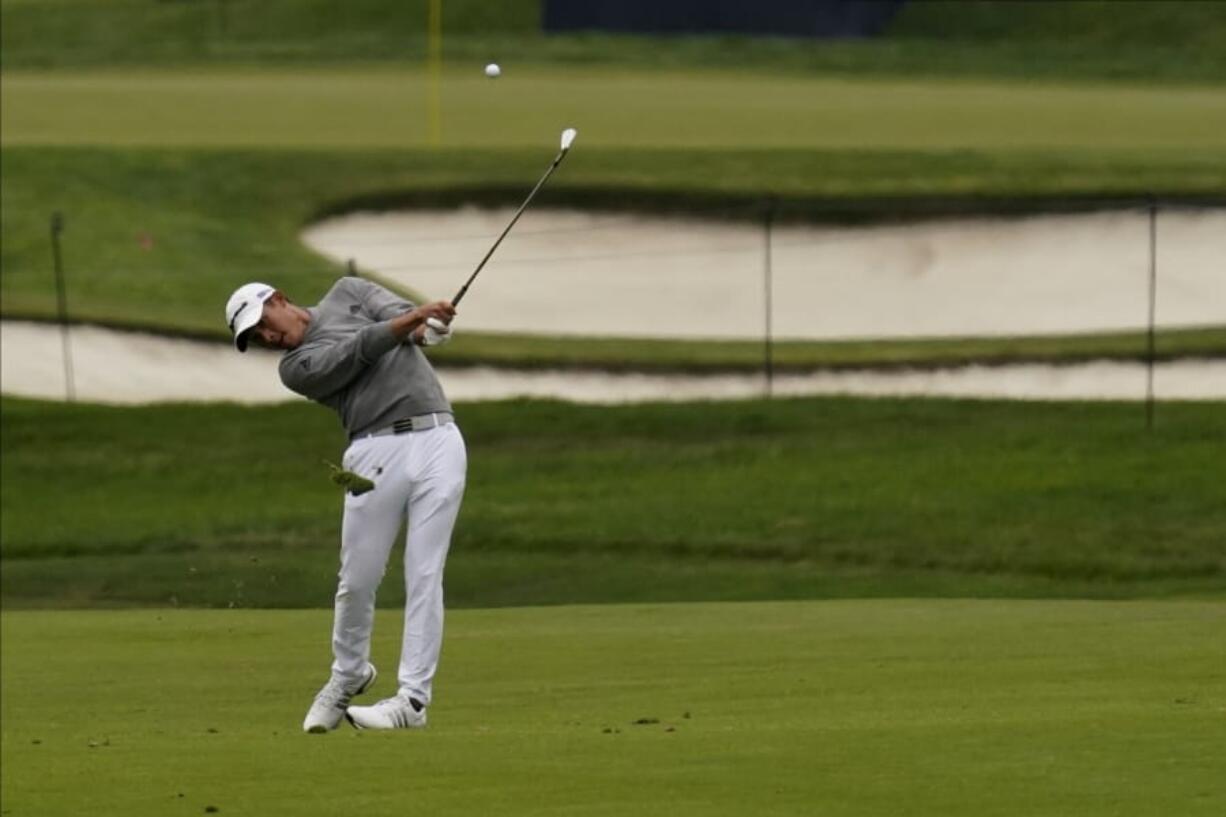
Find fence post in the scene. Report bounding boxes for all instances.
[763,196,776,398]
[1145,196,1157,430]
[50,212,76,402]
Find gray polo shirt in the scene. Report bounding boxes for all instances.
[279,277,451,438]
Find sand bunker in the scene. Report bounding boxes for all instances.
[3,208,1222,406]
[302,207,1225,340]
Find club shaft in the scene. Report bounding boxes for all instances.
[452,149,569,306]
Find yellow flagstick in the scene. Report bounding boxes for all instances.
[427,0,442,147]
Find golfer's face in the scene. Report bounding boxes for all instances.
[249,296,303,350]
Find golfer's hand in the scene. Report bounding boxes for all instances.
[391,301,454,343]
[418,317,453,347]
[414,301,456,326]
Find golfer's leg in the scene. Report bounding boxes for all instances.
[331,438,409,685]
[399,423,467,704]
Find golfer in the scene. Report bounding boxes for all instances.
[225,277,465,732]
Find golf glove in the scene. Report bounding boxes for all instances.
[421,317,453,347]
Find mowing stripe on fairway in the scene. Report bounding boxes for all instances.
[1,600,1222,816]
[3,67,1225,150]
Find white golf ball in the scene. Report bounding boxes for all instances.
[484,63,501,79]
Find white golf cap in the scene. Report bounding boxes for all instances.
[224,282,275,352]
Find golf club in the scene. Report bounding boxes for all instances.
[451,127,578,306]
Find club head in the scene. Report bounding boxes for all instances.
[560,128,577,152]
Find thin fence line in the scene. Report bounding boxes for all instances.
[50,211,75,401]
[1146,198,1158,428]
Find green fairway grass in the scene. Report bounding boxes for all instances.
[2,601,1223,816]
[2,396,1223,608]
[3,9,1224,813]
[5,67,1226,151]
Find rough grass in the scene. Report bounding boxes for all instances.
[2,601,1224,816]
[2,396,1223,608]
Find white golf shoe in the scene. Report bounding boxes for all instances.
[345,693,427,730]
[302,663,378,734]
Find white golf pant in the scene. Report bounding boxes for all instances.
[330,421,466,706]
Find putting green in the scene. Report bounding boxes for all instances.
[3,66,1225,150]
[2,600,1223,816]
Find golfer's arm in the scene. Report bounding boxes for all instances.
[346,280,438,345]
[387,310,429,341]
[352,278,418,322]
